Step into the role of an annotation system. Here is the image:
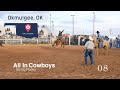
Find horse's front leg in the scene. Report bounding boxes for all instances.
[52,42,55,47]
[60,42,62,48]
[60,42,64,48]
[96,48,98,56]
[56,42,58,47]
[63,44,65,48]
[53,40,57,47]
[52,43,54,47]
[105,49,108,56]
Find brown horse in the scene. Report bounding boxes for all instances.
[52,38,65,48]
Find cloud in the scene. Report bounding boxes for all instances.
[88,19,104,23]
[59,20,80,25]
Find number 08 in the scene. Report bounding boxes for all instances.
[98,65,108,72]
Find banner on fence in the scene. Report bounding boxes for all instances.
[4,23,38,38]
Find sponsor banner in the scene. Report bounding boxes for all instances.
[4,23,38,38]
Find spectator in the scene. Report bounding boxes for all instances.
[116,38,119,48]
[109,39,112,48]
[117,38,120,48]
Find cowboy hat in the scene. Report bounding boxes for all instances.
[89,36,93,41]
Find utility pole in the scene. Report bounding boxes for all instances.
[50,14,51,35]
[83,27,84,35]
[52,21,54,37]
[93,12,96,40]
[109,28,112,36]
[71,15,75,36]
[49,14,52,44]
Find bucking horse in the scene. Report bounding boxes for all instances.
[52,30,65,48]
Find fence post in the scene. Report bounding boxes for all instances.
[69,36,71,45]
[50,37,52,44]
[5,38,6,44]
[21,38,22,44]
[78,36,80,45]
[49,37,51,44]
[37,38,38,44]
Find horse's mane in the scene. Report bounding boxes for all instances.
[92,35,97,43]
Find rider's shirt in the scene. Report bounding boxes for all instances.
[97,33,101,39]
[58,31,64,40]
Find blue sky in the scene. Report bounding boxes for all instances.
[0,11,120,37]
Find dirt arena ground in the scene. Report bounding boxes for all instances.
[0,44,120,79]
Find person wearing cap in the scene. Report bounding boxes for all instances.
[96,31,101,39]
[109,39,113,48]
[84,36,95,65]
[116,37,120,48]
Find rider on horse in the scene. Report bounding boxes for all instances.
[52,30,65,48]
[96,31,101,41]
[57,30,64,40]
[96,31,103,48]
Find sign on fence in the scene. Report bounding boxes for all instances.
[4,23,38,38]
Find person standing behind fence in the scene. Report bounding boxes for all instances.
[109,39,112,48]
[119,39,120,48]
[115,38,118,48]
[84,36,95,65]
[117,38,120,48]
[116,37,119,48]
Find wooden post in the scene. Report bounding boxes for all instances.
[21,38,22,44]
[37,38,38,44]
[78,36,80,45]
[69,36,71,45]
